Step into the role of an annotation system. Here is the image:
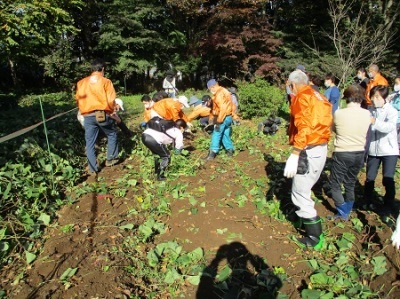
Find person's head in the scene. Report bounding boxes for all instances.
[91,60,106,73]
[202,95,212,108]
[357,67,368,80]
[296,64,306,73]
[152,91,165,102]
[287,70,309,95]
[189,96,202,107]
[175,119,187,132]
[141,94,154,109]
[370,85,389,108]
[342,84,365,104]
[324,73,337,88]
[368,64,379,79]
[394,76,400,92]
[309,75,322,87]
[207,79,219,94]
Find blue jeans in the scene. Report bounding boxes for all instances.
[84,115,119,172]
[210,116,234,153]
[329,151,365,206]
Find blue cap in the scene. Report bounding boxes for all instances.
[207,79,217,89]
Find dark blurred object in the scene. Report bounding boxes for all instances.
[257,115,282,135]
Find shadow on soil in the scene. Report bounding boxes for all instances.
[196,242,282,299]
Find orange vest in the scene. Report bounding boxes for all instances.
[152,98,188,122]
[212,86,233,123]
[75,71,116,115]
[289,85,332,150]
[365,73,388,106]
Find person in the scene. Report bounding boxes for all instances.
[163,70,178,98]
[387,75,400,151]
[364,85,398,212]
[141,95,189,123]
[309,75,322,92]
[324,73,340,115]
[328,84,371,220]
[356,67,370,90]
[286,64,307,104]
[364,64,388,109]
[141,119,187,181]
[203,79,235,160]
[284,70,332,249]
[75,60,120,175]
[228,87,241,125]
[187,95,211,127]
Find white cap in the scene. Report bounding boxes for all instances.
[115,98,124,110]
[177,95,189,108]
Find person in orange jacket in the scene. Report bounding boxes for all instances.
[203,79,235,160]
[364,64,388,109]
[141,96,189,123]
[284,69,332,249]
[187,95,212,126]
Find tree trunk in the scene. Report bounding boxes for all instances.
[8,58,19,90]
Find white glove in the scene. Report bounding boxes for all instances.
[284,153,299,178]
[187,122,193,128]
[391,214,400,250]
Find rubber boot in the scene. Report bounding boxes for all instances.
[363,180,375,201]
[158,167,167,181]
[382,177,395,207]
[297,216,324,250]
[331,201,353,221]
[226,149,234,157]
[203,150,217,161]
[154,160,166,181]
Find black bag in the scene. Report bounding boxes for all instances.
[297,150,309,175]
[147,116,176,134]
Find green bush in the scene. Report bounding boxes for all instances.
[237,78,286,119]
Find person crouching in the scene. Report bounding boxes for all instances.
[141,119,187,181]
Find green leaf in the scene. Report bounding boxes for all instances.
[164,268,181,283]
[216,265,231,282]
[119,223,134,230]
[301,289,323,299]
[25,251,36,264]
[310,272,329,286]
[372,256,387,275]
[38,213,51,226]
[147,250,159,267]
[186,275,200,285]
[59,267,78,281]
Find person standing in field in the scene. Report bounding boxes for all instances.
[324,73,340,115]
[284,70,332,249]
[75,60,120,175]
[364,64,388,109]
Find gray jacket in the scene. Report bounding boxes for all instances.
[369,103,399,156]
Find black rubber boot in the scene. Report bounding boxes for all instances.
[382,177,395,206]
[203,151,217,161]
[297,216,324,250]
[226,149,234,157]
[154,160,166,181]
[363,180,375,201]
[157,167,167,181]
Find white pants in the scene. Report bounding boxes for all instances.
[292,144,328,219]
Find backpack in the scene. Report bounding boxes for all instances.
[146,116,176,138]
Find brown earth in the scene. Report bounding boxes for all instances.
[2,121,400,299]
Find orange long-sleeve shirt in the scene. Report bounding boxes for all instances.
[147,98,188,122]
[289,85,332,151]
[211,86,233,123]
[365,73,388,106]
[75,71,116,115]
[187,105,211,122]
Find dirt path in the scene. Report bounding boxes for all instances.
[3,122,400,298]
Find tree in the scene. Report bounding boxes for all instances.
[0,0,83,90]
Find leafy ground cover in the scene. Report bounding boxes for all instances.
[1,94,400,299]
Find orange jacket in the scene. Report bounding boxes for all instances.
[212,86,233,123]
[187,105,211,122]
[150,98,188,122]
[75,71,116,115]
[289,85,332,151]
[143,108,152,122]
[365,73,388,106]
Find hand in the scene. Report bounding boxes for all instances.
[140,122,147,128]
[284,153,300,178]
[174,149,182,155]
[109,113,121,124]
[214,123,220,132]
[391,217,400,250]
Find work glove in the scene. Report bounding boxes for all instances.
[214,123,221,132]
[283,153,299,178]
[391,215,400,250]
[174,149,182,155]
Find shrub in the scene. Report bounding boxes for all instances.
[237,78,286,119]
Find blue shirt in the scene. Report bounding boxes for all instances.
[325,86,340,115]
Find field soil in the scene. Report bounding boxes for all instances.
[2,120,400,299]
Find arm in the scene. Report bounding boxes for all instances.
[292,97,313,151]
[372,107,397,133]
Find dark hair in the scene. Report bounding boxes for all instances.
[141,94,151,102]
[152,92,165,102]
[202,95,211,102]
[343,84,365,104]
[91,60,106,72]
[309,75,322,87]
[357,67,367,75]
[325,73,337,84]
[370,85,389,100]
[175,119,187,129]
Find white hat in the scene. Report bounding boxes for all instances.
[177,95,189,108]
[115,98,124,111]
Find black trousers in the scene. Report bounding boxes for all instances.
[141,133,170,169]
